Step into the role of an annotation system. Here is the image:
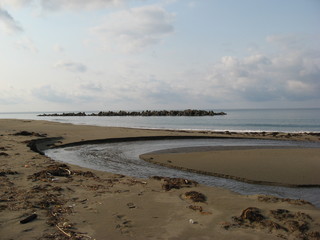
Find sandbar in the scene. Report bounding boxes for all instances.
[141,147,320,187]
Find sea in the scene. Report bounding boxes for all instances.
[1,108,319,133]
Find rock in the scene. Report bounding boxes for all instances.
[38,109,227,117]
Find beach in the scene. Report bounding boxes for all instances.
[1,119,320,240]
[141,148,320,187]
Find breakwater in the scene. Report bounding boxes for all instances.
[38,109,226,117]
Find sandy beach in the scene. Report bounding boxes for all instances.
[1,119,320,240]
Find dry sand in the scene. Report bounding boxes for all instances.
[1,119,320,240]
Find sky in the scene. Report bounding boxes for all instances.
[0,0,320,112]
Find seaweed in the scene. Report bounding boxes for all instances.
[184,191,207,203]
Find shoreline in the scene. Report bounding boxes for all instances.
[1,119,320,239]
[2,109,320,133]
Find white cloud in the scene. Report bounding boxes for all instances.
[0,7,23,34]
[32,85,73,103]
[53,44,65,53]
[15,37,38,52]
[1,0,134,10]
[79,82,103,92]
[55,60,87,73]
[0,0,33,8]
[38,0,123,11]
[92,5,175,53]
[0,90,23,104]
[191,48,320,103]
[267,34,305,50]
[287,80,313,93]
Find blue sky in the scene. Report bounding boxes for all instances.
[0,0,319,111]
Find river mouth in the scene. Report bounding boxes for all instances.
[44,138,320,207]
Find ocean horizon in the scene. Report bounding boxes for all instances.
[1,108,319,133]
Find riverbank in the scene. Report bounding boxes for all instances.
[0,119,320,239]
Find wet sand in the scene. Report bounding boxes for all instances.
[1,119,320,240]
[141,147,320,187]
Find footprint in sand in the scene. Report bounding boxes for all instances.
[114,214,133,234]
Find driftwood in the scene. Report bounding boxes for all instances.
[20,213,38,224]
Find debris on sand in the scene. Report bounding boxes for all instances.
[270,209,294,220]
[0,169,18,176]
[189,205,203,212]
[73,170,97,178]
[12,131,47,137]
[224,207,319,240]
[0,152,9,156]
[184,191,207,203]
[285,220,309,233]
[20,213,38,224]
[29,164,72,182]
[240,207,265,223]
[152,176,198,191]
[257,195,313,206]
[28,163,99,182]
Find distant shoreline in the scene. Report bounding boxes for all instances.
[38,109,227,117]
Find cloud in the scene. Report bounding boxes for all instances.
[32,85,73,103]
[267,34,306,50]
[1,0,132,10]
[188,47,320,104]
[143,77,187,104]
[79,82,103,92]
[0,92,22,104]
[32,84,105,106]
[15,37,38,52]
[55,60,87,73]
[53,44,65,53]
[0,0,33,8]
[0,7,23,34]
[187,1,196,8]
[92,5,175,52]
[40,0,126,11]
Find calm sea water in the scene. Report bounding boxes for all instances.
[1,108,319,132]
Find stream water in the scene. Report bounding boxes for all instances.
[45,138,320,207]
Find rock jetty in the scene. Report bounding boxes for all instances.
[38,109,226,117]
